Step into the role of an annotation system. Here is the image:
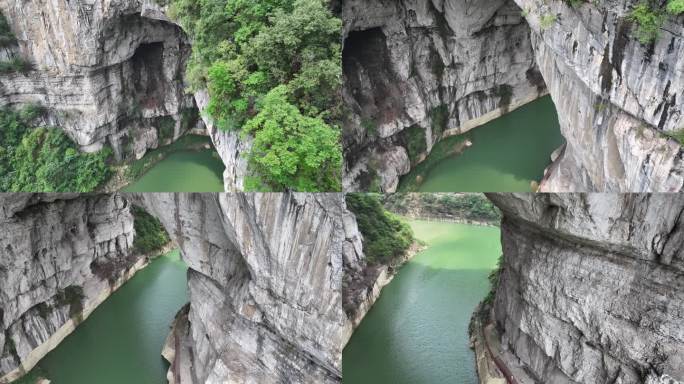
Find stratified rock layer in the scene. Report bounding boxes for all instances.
[135,193,350,383]
[488,193,684,383]
[0,0,198,160]
[342,0,545,191]
[515,0,684,191]
[0,194,141,383]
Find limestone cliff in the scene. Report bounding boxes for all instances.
[487,193,684,383]
[0,193,352,383]
[0,0,200,161]
[134,193,350,383]
[515,0,684,192]
[0,194,142,383]
[341,0,545,192]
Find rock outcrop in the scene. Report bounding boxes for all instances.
[487,193,684,383]
[0,194,143,383]
[515,0,684,192]
[0,0,198,161]
[341,0,545,192]
[134,193,351,383]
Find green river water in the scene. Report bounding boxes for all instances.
[343,220,501,384]
[124,150,225,192]
[18,250,188,384]
[400,96,564,192]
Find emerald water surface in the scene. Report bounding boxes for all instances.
[343,220,501,384]
[21,250,188,384]
[401,96,563,192]
[124,150,225,192]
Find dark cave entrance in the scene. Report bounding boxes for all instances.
[132,42,166,110]
[343,28,405,128]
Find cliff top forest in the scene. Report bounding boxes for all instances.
[165,0,344,191]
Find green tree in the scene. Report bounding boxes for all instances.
[243,86,341,191]
[168,0,344,190]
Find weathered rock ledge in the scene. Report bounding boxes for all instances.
[487,193,684,383]
[0,194,158,383]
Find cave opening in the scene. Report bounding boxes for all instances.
[343,28,405,128]
[132,42,166,110]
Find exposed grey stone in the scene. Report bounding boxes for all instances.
[131,193,351,383]
[488,193,684,383]
[0,0,198,161]
[515,0,684,192]
[342,0,542,191]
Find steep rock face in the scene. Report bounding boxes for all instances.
[193,90,250,191]
[0,0,198,160]
[0,194,141,383]
[515,0,684,191]
[342,0,545,192]
[488,193,684,383]
[135,193,350,383]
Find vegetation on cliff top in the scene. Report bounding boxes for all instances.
[629,0,684,44]
[167,0,343,191]
[0,106,112,192]
[383,193,501,224]
[346,193,415,264]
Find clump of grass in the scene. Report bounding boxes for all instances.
[664,128,684,145]
[667,0,684,15]
[0,57,32,74]
[540,13,557,29]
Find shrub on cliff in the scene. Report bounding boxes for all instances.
[667,0,684,14]
[132,206,170,254]
[0,106,112,192]
[346,193,415,264]
[630,2,664,44]
[628,0,683,44]
[242,86,342,190]
[168,0,343,191]
[0,12,15,47]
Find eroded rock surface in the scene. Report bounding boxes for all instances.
[515,0,684,191]
[488,193,684,383]
[342,0,545,191]
[135,193,350,383]
[0,194,141,383]
[0,0,198,161]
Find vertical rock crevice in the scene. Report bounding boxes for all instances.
[132,193,349,383]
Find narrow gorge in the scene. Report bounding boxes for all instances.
[0,193,351,383]
[343,193,683,384]
[341,0,684,192]
[0,0,681,191]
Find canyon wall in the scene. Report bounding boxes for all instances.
[488,193,684,383]
[135,193,352,383]
[341,0,545,192]
[0,194,143,383]
[0,193,354,383]
[515,0,684,191]
[0,0,254,190]
[0,0,197,161]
